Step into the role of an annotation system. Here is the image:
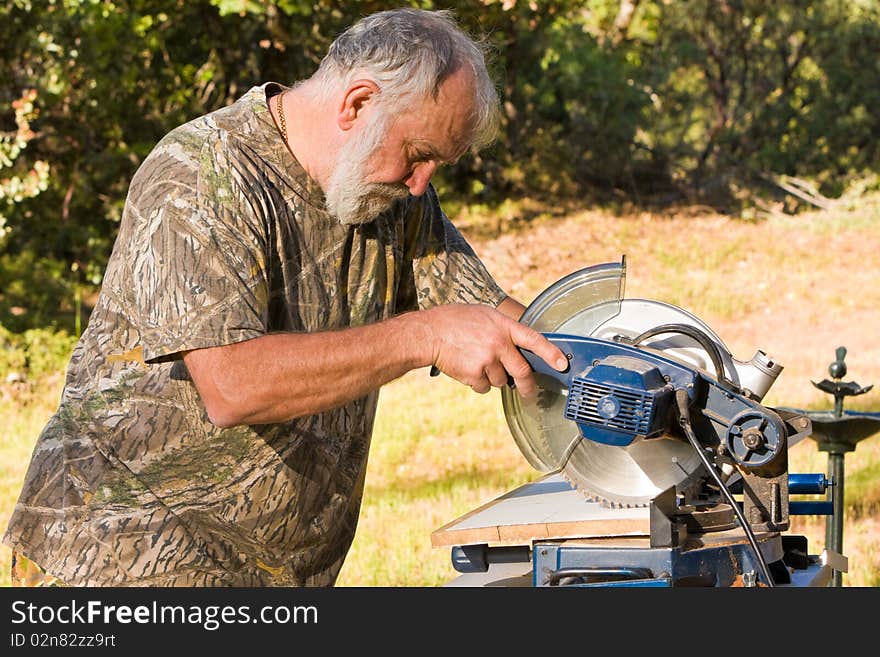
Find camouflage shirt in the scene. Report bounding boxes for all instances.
[2,83,506,586]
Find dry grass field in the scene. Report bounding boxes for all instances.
[338,195,880,586]
[1,195,878,587]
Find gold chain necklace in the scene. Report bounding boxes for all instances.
[276,91,287,142]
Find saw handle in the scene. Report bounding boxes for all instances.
[517,347,571,383]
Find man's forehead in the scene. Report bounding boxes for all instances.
[406,67,475,140]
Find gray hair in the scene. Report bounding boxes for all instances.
[311,8,500,150]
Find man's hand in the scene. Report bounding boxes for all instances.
[420,304,568,399]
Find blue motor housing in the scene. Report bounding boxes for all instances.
[520,333,782,456]
[564,355,675,446]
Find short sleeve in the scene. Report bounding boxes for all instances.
[397,185,507,312]
[119,129,270,363]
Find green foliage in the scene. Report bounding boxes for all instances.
[0,250,76,333]
[641,0,880,208]
[2,0,880,333]
[0,88,50,239]
[0,323,77,384]
[467,1,651,198]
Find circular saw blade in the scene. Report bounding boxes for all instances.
[502,262,724,508]
[561,434,705,508]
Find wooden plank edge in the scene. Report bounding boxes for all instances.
[431,517,650,549]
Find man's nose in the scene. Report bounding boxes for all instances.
[404,161,437,196]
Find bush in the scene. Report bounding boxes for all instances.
[0,323,77,388]
[0,250,80,334]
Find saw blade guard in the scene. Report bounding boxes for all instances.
[502,260,627,473]
[502,259,753,507]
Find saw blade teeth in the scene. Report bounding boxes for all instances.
[561,470,649,509]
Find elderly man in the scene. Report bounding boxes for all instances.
[3,8,567,586]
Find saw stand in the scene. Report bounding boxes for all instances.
[807,346,880,587]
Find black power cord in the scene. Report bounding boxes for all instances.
[621,323,741,392]
[674,388,776,587]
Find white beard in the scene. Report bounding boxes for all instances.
[324,113,411,226]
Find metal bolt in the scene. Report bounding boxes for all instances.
[743,571,757,587]
[742,429,765,450]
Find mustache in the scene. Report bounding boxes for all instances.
[363,182,410,202]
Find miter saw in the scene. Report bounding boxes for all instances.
[432,258,846,587]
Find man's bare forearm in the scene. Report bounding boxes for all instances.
[184,311,431,427]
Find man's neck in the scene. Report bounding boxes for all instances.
[276,82,338,189]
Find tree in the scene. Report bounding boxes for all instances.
[2,0,879,333]
[1,88,49,242]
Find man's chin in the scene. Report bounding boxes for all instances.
[333,187,411,226]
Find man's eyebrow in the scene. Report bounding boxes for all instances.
[407,139,460,163]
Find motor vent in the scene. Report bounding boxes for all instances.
[565,379,655,434]
[563,356,674,446]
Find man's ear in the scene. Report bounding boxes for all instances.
[337,79,380,131]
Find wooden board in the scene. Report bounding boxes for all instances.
[431,474,650,548]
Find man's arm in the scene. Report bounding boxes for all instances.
[496,296,527,321]
[184,302,566,428]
